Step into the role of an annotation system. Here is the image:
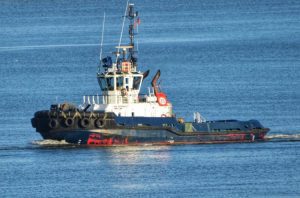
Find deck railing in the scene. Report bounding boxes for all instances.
[82,94,151,105]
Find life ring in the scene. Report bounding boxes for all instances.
[65,117,74,127]
[80,118,90,128]
[48,119,58,129]
[158,96,167,106]
[95,119,104,128]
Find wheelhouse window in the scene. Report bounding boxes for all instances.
[133,76,142,90]
[106,77,115,91]
[116,77,123,90]
[98,77,107,91]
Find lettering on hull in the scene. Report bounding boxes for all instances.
[87,133,128,145]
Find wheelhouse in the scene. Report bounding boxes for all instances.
[97,72,143,93]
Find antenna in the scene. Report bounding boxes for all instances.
[116,0,129,63]
[98,12,106,72]
[136,17,139,51]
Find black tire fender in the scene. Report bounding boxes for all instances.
[48,119,58,129]
[65,117,74,127]
[80,118,90,128]
[95,119,104,128]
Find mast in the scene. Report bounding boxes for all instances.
[99,3,139,74]
[127,3,138,68]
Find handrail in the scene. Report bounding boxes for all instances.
[82,94,153,105]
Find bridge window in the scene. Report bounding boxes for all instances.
[116,77,123,90]
[106,77,115,91]
[133,76,142,90]
[98,77,107,91]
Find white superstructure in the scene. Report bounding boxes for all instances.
[80,4,173,117]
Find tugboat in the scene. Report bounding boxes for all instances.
[31,4,269,146]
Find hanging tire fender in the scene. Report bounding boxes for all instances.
[95,119,104,128]
[80,118,90,128]
[65,117,74,127]
[48,119,59,129]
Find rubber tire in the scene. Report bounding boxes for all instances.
[95,119,104,128]
[48,119,58,129]
[80,118,90,128]
[65,117,74,127]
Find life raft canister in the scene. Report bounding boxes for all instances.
[156,92,168,106]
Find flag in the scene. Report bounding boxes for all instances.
[134,17,141,28]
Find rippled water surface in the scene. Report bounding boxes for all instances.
[0,0,300,197]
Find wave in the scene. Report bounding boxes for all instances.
[32,139,71,146]
[265,134,300,141]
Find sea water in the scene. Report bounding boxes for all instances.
[0,0,299,197]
